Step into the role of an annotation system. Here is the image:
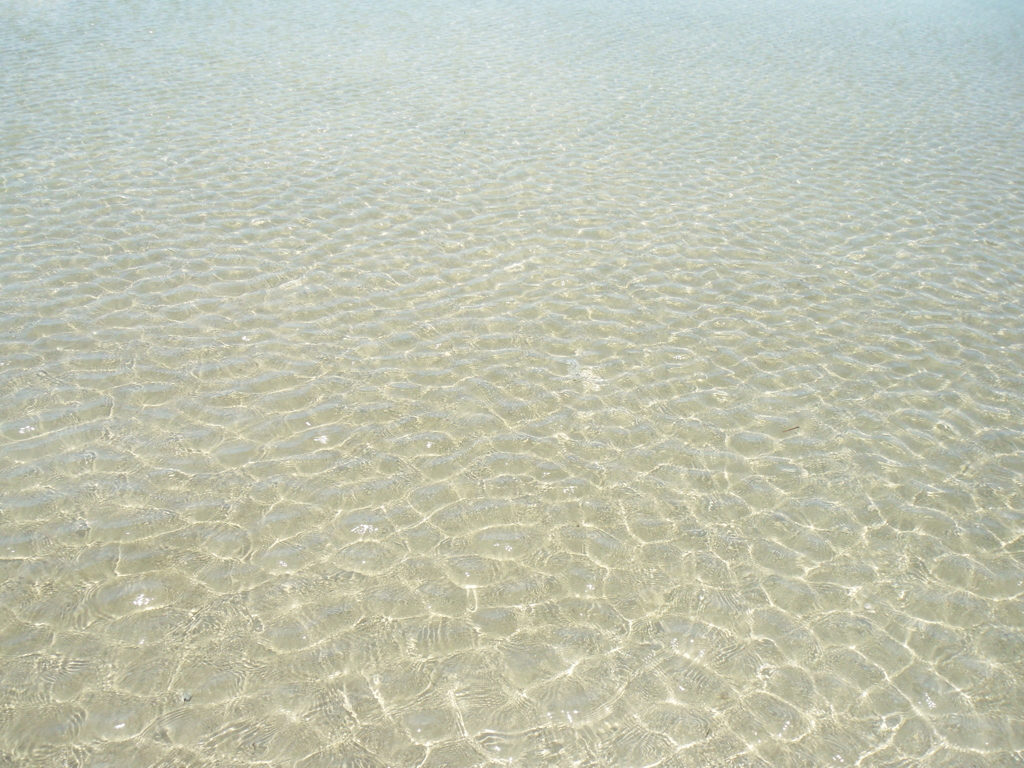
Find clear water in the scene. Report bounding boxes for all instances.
[2,0,1024,765]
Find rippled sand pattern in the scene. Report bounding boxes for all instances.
[3,0,1024,765]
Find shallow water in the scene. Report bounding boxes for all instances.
[2,0,1024,765]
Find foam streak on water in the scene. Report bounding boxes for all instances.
[2,0,1024,765]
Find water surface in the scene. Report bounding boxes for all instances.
[2,0,1024,765]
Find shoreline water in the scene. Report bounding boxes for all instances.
[2,0,1023,765]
